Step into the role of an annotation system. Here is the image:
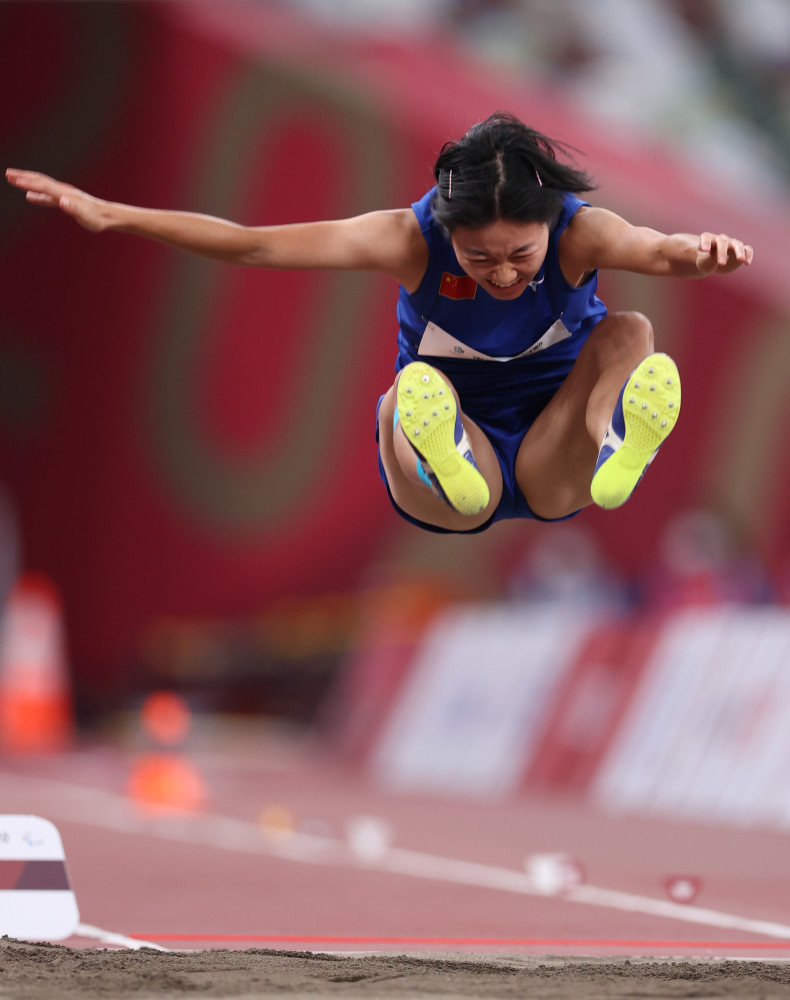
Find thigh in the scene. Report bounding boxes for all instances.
[515,312,654,519]
[378,379,504,532]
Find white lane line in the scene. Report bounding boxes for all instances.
[6,773,790,943]
[570,884,790,940]
[75,923,170,951]
[370,847,790,940]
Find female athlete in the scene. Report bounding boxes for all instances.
[6,112,753,534]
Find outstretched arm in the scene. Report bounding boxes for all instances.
[5,168,429,289]
[560,205,754,283]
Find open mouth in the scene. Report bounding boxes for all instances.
[486,277,524,291]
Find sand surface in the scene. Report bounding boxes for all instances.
[3,939,790,999]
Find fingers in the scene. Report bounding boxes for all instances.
[6,168,89,222]
[7,169,51,203]
[6,168,69,204]
[699,231,753,270]
[25,191,60,208]
[701,232,732,267]
[6,168,54,190]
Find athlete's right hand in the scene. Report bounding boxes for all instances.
[6,168,110,232]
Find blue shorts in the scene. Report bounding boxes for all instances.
[375,373,582,534]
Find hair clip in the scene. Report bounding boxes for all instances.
[448,169,453,200]
[535,167,543,187]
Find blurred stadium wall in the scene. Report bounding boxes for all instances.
[1,1,789,713]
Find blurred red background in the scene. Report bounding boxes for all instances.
[1,0,788,715]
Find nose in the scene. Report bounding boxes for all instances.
[492,263,518,284]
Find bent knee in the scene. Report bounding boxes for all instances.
[617,310,654,350]
[590,311,654,362]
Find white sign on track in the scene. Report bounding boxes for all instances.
[0,815,80,940]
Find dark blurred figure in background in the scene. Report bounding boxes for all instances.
[638,507,773,610]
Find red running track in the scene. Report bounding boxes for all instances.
[2,722,790,960]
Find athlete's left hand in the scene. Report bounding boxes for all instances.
[696,232,753,275]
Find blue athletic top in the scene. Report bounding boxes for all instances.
[395,187,608,431]
[378,187,609,532]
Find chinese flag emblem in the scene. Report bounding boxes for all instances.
[439,272,477,300]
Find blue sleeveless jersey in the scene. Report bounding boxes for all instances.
[378,187,609,531]
[396,187,607,432]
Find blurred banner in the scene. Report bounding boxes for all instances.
[354,603,790,830]
[2,1,789,711]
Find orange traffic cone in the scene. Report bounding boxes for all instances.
[126,691,206,813]
[126,753,207,813]
[0,572,74,753]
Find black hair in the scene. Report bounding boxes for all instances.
[431,111,596,234]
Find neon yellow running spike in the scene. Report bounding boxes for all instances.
[396,362,490,515]
[591,353,681,510]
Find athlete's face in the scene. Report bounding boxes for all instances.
[451,218,549,300]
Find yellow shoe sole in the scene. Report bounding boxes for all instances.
[591,353,681,510]
[396,362,490,516]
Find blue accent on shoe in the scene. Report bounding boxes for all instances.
[591,353,680,510]
[415,459,434,489]
[592,383,626,478]
[395,361,490,514]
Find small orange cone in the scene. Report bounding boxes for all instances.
[126,752,207,813]
[127,691,206,813]
[0,572,74,753]
[140,691,193,747]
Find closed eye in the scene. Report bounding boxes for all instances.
[467,252,534,263]
[466,248,536,262]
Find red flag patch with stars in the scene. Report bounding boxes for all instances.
[439,272,477,300]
